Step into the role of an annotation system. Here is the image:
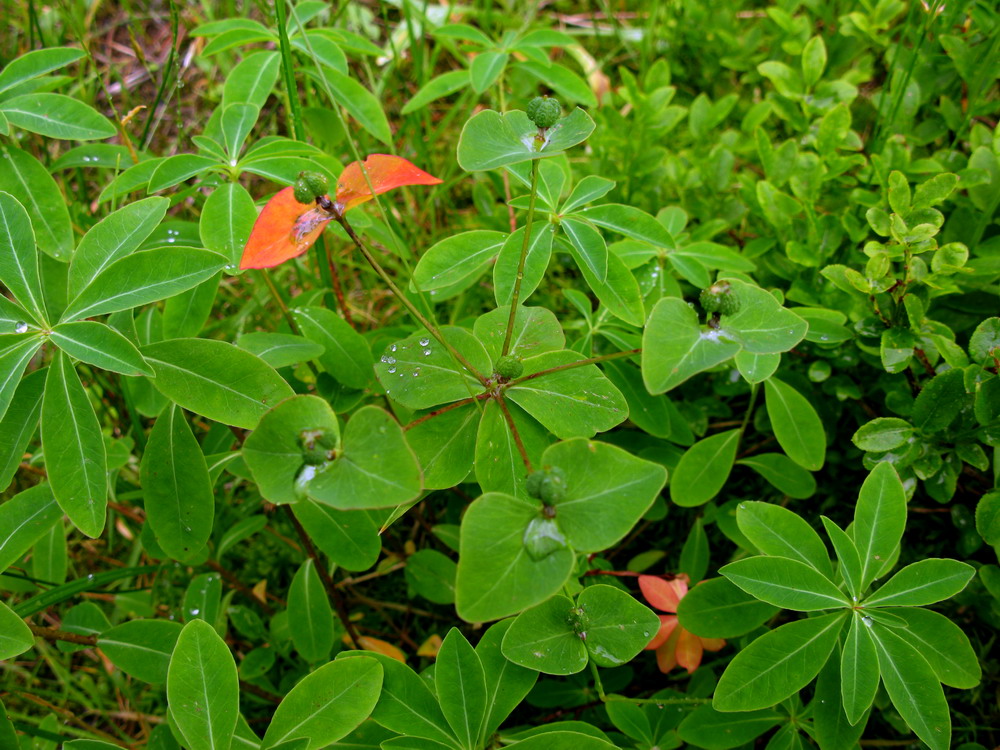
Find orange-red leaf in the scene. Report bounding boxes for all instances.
[675,628,704,673]
[645,614,678,650]
[639,574,688,614]
[239,186,334,270]
[335,154,442,211]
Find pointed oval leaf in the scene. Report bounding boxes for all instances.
[721,557,849,610]
[736,501,831,575]
[50,321,152,376]
[670,430,740,507]
[764,377,826,470]
[863,558,974,607]
[99,619,183,683]
[288,559,335,664]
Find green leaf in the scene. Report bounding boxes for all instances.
[560,176,615,214]
[288,559,335,663]
[220,103,258,158]
[457,108,595,172]
[0,336,44,422]
[292,306,373,389]
[407,402,477,491]
[544,438,666,552]
[237,332,324,370]
[840,614,879,725]
[163,273,220,339]
[0,600,32,659]
[863,558,974,607]
[851,418,914,452]
[405,549,457,605]
[456,492,574,622]
[474,399,549,498]
[714,612,847,711]
[475,619,538,744]
[494,222,554,307]
[869,625,950,750]
[99,619,182,683]
[323,67,391,144]
[820,517,863,599]
[473,305,564,363]
[578,204,675,248]
[736,501,832,575]
[402,70,470,114]
[1,93,116,140]
[880,328,914,373]
[516,61,597,107]
[813,652,870,750]
[223,51,281,109]
[262,657,383,749]
[147,154,219,193]
[0,191,46,324]
[723,280,808,354]
[678,704,781,750]
[887,606,981,688]
[292,500,380,572]
[50,321,152,376]
[736,453,816,499]
[564,239,644,326]
[142,338,294,429]
[0,483,60,573]
[500,732,616,750]
[968,317,1000,363]
[502,595,587,675]
[912,368,965,433]
[0,47,85,94]
[506,350,628,439]
[244,395,339,505]
[413,230,505,291]
[306,406,422,510]
[68,197,169,297]
[764,378,826,470]
[670,430,739,507]
[720,557,849,610]
[141,404,214,560]
[561,216,608,281]
[576,584,661,667]
[470,51,509,93]
[42,352,107,537]
[676,577,778,639]
[602,360,682,440]
[801,36,827,88]
[375,327,491,411]
[62,247,227,322]
[0,145,73,260]
[0,369,45,492]
[642,297,740,394]
[853,463,906,591]
[200,183,257,267]
[167,619,239,750]
[339,651,457,746]
[436,629,488,747]
[734,351,780,384]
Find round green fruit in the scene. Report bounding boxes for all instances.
[526,96,561,129]
[293,170,329,204]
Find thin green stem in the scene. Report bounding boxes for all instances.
[257,270,321,378]
[736,382,760,455]
[507,348,641,387]
[336,215,489,385]
[502,158,541,357]
[273,0,304,141]
[589,660,607,701]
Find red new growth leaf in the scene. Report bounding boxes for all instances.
[335,154,442,211]
[239,155,441,270]
[239,187,334,270]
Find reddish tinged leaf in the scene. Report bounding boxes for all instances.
[239,186,334,269]
[675,628,704,673]
[335,153,442,211]
[646,614,678,650]
[239,155,441,270]
[639,574,688,613]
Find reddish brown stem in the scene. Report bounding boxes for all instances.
[495,395,532,472]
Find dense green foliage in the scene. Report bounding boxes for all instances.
[1,0,999,748]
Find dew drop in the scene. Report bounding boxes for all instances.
[423,348,431,356]
[190,608,201,616]
[229,159,237,167]
[167,237,175,243]
[862,616,873,627]
[14,321,27,334]
[388,366,396,374]
[386,356,396,365]
[412,368,420,377]
[224,264,236,272]
[86,573,94,580]
[390,344,397,352]
[418,337,430,346]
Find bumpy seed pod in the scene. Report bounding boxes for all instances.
[699,280,741,316]
[293,170,330,204]
[494,354,524,380]
[526,466,568,505]
[526,96,561,129]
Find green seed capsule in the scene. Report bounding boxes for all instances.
[293,170,330,204]
[699,281,741,316]
[526,96,561,129]
[494,354,524,380]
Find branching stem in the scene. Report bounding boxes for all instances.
[502,158,540,357]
